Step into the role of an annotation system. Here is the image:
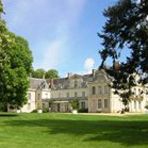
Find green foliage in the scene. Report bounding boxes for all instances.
[0,0,3,14]
[99,0,148,104]
[32,68,45,78]
[45,69,59,79]
[31,109,38,113]
[43,108,49,113]
[0,0,33,109]
[70,99,79,110]
[32,68,59,79]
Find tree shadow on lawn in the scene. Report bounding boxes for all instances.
[4,117,148,146]
[0,113,18,117]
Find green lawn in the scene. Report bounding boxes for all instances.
[0,113,148,148]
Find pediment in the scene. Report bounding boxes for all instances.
[94,70,109,83]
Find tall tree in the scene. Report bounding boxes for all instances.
[0,0,33,110]
[45,69,59,79]
[99,0,148,105]
[32,68,45,78]
[31,69,59,79]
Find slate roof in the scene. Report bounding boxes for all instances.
[29,78,49,89]
[29,69,111,90]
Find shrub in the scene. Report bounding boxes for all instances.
[78,108,88,113]
[70,99,79,110]
[43,108,49,113]
[145,105,148,110]
[31,109,38,113]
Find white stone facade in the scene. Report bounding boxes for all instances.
[20,69,148,113]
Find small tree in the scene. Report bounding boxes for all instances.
[32,69,45,78]
[70,99,79,110]
[45,69,59,79]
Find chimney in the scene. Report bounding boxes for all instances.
[92,69,96,77]
[68,73,72,79]
[50,79,53,88]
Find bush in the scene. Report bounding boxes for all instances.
[31,109,38,113]
[43,108,49,113]
[78,108,88,113]
[145,105,148,109]
[0,103,7,112]
[70,99,79,110]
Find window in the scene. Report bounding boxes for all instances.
[45,93,48,99]
[67,92,69,98]
[98,99,102,108]
[104,99,108,108]
[138,101,141,109]
[38,94,40,100]
[104,86,109,94]
[98,86,102,94]
[81,102,85,109]
[75,92,77,97]
[134,101,136,109]
[59,92,61,98]
[74,80,78,88]
[82,91,85,97]
[92,86,96,95]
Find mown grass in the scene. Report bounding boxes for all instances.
[0,113,148,148]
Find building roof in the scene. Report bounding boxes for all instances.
[29,78,49,89]
[29,69,111,90]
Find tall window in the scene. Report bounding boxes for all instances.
[92,86,96,95]
[134,101,136,109]
[81,102,85,109]
[104,86,109,94]
[98,99,102,108]
[138,101,141,110]
[45,93,48,99]
[104,99,108,108]
[38,94,40,100]
[75,92,77,97]
[74,80,78,88]
[98,86,102,94]
[67,92,69,98]
[82,91,85,97]
[59,92,61,98]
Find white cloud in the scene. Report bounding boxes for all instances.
[41,40,65,70]
[84,58,95,73]
[3,0,86,71]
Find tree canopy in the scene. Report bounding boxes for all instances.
[0,0,33,110]
[99,0,148,104]
[45,69,59,79]
[31,68,59,79]
[31,68,45,79]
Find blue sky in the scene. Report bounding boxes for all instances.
[3,0,118,77]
